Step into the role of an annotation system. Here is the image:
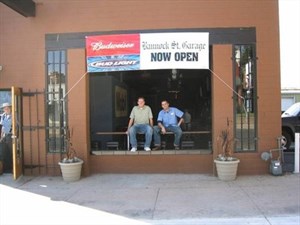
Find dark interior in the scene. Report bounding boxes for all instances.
[89,69,212,150]
[110,69,211,120]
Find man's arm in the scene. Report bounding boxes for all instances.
[126,118,134,133]
[157,121,167,134]
[178,117,184,126]
[149,118,153,127]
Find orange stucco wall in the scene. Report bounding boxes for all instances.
[0,0,281,176]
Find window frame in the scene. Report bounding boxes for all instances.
[45,49,68,153]
[233,44,258,152]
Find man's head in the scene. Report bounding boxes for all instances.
[161,100,170,111]
[137,97,145,108]
[1,102,12,114]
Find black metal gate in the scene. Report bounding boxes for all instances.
[22,89,61,176]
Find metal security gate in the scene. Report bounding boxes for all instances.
[22,89,62,176]
[22,90,45,175]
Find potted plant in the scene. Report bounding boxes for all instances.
[58,127,83,182]
[214,119,240,181]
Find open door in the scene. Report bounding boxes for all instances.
[11,87,23,180]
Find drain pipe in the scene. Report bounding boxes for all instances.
[294,125,300,173]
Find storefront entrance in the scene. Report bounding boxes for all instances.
[89,69,212,152]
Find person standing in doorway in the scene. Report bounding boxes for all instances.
[153,100,184,150]
[126,97,153,152]
[0,102,13,174]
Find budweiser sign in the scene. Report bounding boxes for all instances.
[86,34,140,57]
[91,42,135,51]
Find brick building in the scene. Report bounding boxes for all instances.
[0,0,281,178]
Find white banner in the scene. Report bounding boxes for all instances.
[140,32,209,70]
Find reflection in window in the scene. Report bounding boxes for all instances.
[234,45,257,151]
[46,50,67,153]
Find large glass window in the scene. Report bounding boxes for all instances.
[46,50,67,153]
[234,45,257,151]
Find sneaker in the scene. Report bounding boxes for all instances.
[130,147,137,152]
[174,146,180,150]
[144,147,151,151]
[152,146,161,151]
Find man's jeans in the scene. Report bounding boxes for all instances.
[153,125,182,147]
[129,124,153,148]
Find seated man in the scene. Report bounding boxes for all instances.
[126,97,153,152]
[153,100,184,150]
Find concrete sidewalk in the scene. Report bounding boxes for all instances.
[0,173,299,225]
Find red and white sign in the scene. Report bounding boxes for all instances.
[86,34,140,57]
[86,32,209,72]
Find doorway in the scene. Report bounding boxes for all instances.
[89,69,212,151]
[0,87,23,179]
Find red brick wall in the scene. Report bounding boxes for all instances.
[0,0,281,175]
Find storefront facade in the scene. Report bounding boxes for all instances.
[0,0,281,177]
